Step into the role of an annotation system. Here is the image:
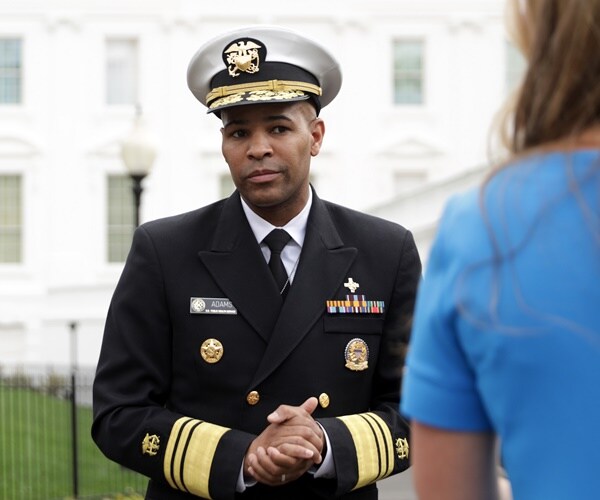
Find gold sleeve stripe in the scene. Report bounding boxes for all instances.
[174,420,204,493]
[361,413,393,480]
[163,418,199,491]
[357,415,384,482]
[163,417,229,499]
[337,412,395,490]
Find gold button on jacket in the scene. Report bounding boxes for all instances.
[246,391,260,406]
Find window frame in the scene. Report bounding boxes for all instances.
[0,173,23,264]
[0,37,23,105]
[392,38,426,106]
[105,37,139,106]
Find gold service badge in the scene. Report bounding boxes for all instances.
[200,338,224,363]
[344,338,369,371]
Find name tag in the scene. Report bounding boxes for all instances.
[190,297,237,315]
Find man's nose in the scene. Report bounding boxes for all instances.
[247,133,273,159]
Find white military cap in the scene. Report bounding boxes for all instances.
[187,25,342,115]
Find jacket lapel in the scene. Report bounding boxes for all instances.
[198,193,282,342]
[249,193,357,387]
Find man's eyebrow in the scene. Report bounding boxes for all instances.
[264,114,293,122]
[222,118,248,129]
[222,114,293,129]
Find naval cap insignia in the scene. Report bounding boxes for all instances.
[344,277,360,293]
[201,338,224,364]
[142,433,160,456]
[344,338,369,371]
[223,38,264,77]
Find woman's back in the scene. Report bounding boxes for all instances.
[403,150,600,499]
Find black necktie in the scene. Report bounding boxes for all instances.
[263,229,292,297]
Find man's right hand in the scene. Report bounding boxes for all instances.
[244,397,324,486]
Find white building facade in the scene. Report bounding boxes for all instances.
[0,0,518,367]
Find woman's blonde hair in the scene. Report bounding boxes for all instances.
[504,0,600,154]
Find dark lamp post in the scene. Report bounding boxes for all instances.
[121,108,157,227]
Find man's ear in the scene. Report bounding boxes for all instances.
[310,118,325,157]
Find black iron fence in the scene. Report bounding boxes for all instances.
[0,365,147,500]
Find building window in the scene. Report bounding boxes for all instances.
[106,38,138,105]
[393,40,424,105]
[0,38,22,104]
[0,175,22,263]
[505,41,526,94]
[107,175,134,262]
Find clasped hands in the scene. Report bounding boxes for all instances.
[244,396,324,486]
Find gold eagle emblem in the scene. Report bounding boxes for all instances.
[224,41,262,77]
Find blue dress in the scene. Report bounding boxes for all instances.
[401,150,600,499]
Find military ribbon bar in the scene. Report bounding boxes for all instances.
[326,295,385,314]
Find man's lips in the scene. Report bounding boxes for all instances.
[247,169,280,183]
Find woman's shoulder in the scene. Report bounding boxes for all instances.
[435,148,599,260]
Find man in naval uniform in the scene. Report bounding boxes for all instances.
[92,25,421,500]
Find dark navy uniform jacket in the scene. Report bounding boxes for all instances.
[92,189,421,500]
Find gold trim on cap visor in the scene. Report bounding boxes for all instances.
[209,89,310,110]
[206,79,322,105]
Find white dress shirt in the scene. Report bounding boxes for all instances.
[236,188,334,490]
[240,188,311,285]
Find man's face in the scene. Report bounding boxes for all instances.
[220,101,324,226]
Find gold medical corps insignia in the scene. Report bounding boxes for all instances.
[344,338,369,371]
[396,437,409,459]
[224,40,262,77]
[142,433,160,456]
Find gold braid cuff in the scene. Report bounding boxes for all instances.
[206,79,322,105]
[163,417,229,499]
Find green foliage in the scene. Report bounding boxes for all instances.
[44,370,70,398]
[0,383,147,500]
[3,367,33,389]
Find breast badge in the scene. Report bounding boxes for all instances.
[200,338,224,364]
[344,338,369,371]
